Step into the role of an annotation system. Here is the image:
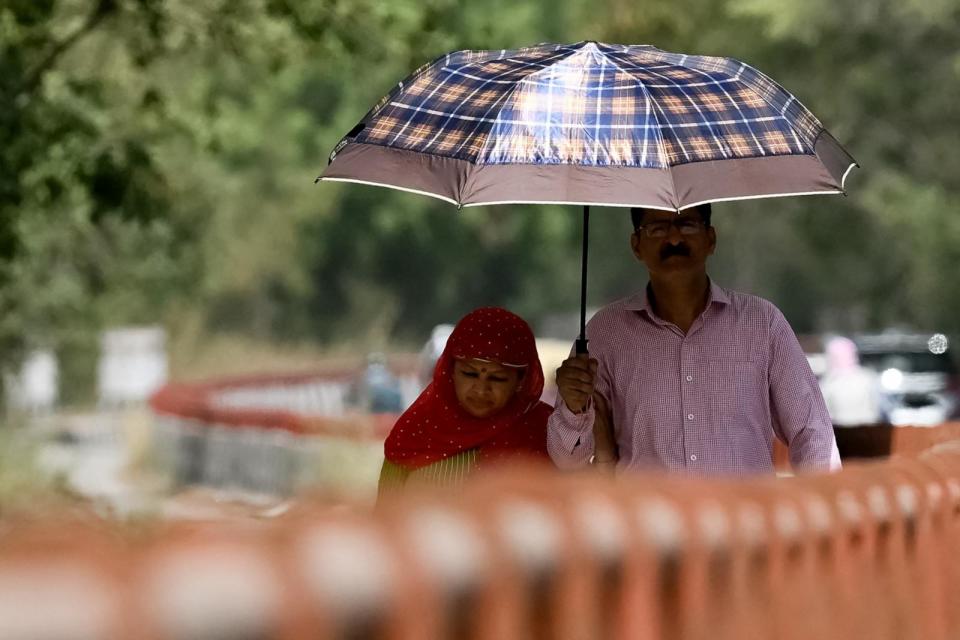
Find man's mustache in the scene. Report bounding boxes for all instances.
[660,243,691,259]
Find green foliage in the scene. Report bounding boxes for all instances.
[0,425,68,514]
[2,0,960,397]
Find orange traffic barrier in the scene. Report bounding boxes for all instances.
[12,425,960,637]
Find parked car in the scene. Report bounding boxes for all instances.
[853,332,959,426]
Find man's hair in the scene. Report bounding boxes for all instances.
[630,203,712,230]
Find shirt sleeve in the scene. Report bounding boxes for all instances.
[768,311,841,472]
[546,387,596,470]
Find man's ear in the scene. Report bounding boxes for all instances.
[630,231,645,262]
[707,226,717,255]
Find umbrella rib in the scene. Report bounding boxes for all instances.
[457,63,564,199]
[386,71,462,148]
[728,64,823,153]
[469,47,586,169]
[617,59,730,162]
[594,52,680,210]
[378,47,562,151]
[591,50,607,165]
[466,84,528,169]
[453,83,523,161]
[673,55,852,180]
[423,60,533,156]
[451,46,585,164]
[592,53,672,161]
[359,49,455,125]
[679,62,768,158]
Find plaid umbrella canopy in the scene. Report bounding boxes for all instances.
[319,41,857,352]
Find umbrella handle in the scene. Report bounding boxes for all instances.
[576,205,590,355]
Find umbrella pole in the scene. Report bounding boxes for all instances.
[575,205,590,355]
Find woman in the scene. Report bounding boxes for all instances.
[378,307,552,495]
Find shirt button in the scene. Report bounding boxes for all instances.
[687,413,694,420]
[686,375,693,382]
[690,454,697,461]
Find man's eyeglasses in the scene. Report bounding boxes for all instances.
[635,219,706,239]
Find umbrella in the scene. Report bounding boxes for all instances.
[318,41,857,353]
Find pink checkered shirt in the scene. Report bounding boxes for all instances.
[547,281,841,476]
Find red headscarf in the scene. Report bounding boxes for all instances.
[384,307,552,469]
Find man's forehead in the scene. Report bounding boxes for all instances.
[643,208,703,222]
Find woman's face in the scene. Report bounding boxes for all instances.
[452,357,524,418]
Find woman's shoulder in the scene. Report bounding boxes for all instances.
[377,457,412,498]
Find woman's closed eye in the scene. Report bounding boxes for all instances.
[458,369,510,384]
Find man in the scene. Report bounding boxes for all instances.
[547,204,841,475]
[820,336,883,427]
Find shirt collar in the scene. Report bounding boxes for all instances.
[625,278,731,318]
